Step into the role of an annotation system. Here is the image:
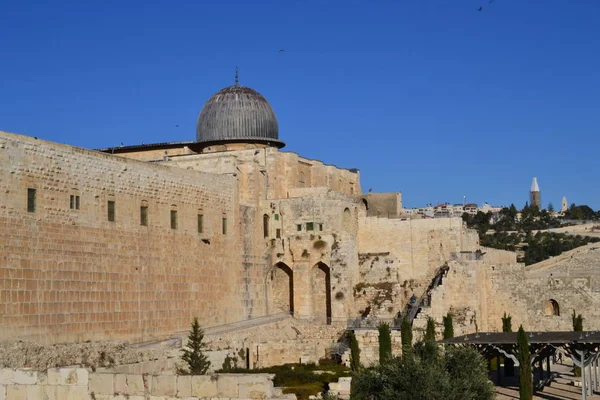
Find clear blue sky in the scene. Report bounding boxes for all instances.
[1,0,599,209]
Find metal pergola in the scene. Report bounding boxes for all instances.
[441,331,600,400]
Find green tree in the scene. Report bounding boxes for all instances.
[180,317,211,375]
[378,322,392,364]
[351,345,494,400]
[502,312,512,332]
[443,313,454,339]
[349,330,361,372]
[425,317,436,342]
[572,310,584,331]
[400,318,413,353]
[547,202,554,212]
[517,325,532,400]
[572,310,584,377]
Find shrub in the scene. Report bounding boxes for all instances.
[179,317,211,375]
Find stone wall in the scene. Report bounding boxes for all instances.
[362,193,402,218]
[0,131,260,344]
[0,367,292,399]
[357,217,479,282]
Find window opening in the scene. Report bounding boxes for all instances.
[107,200,115,222]
[306,222,314,231]
[27,188,36,213]
[171,210,178,229]
[198,214,204,233]
[297,224,302,232]
[140,206,148,226]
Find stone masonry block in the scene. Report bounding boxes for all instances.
[0,370,14,385]
[89,373,114,395]
[58,368,89,386]
[176,375,191,397]
[0,385,5,400]
[114,374,127,394]
[14,369,37,385]
[190,375,218,398]
[25,385,43,400]
[56,385,90,400]
[126,374,146,395]
[216,374,240,398]
[151,375,176,397]
[6,385,26,400]
[238,375,273,399]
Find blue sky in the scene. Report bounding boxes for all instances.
[1,0,599,209]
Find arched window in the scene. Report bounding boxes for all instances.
[544,299,560,316]
[343,208,352,231]
[263,214,270,238]
[299,172,305,187]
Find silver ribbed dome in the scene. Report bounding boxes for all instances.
[196,85,284,147]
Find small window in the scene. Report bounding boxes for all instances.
[306,222,314,231]
[274,214,279,221]
[197,214,204,233]
[70,195,80,210]
[222,217,227,235]
[107,200,115,222]
[171,210,178,230]
[276,229,281,238]
[27,188,36,213]
[263,214,270,238]
[297,224,302,232]
[319,223,323,231]
[140,206,148,226]
[299,172,305,187]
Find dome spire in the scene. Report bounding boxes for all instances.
[235,66,239,85]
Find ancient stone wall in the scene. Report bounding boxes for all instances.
[0,132,256,344]
[0,367,289,399]
[362,193,402,217]
[357,216,479,281]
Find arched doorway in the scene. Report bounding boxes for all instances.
[544,299,560,316]
[270,263,294,315]
[312,262,332,324]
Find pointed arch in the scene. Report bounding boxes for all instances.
[544,299,560,316]
[269,263,294,315]
[311,262,332,324]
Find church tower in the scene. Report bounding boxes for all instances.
[561,196,568,213]
[530,177,541,209]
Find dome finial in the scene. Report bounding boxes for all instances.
[235,66,239,85]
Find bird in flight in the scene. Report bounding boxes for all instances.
[278,49,285,53]
[175,124,179,128]
[477,6,483,11]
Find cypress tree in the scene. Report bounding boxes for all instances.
[572,310,583,376]
[349,330,361,372]
[424,317,436,342]
[180,317,211,375]
[378,322,392,364]
[517,325,532,400]
[502,312,512,332]
[400,318,413,353]
[443,313,454,339]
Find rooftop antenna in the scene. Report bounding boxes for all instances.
[235,66,239,85]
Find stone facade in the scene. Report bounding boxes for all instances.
[0,368,292,400]
[2,123,600,367]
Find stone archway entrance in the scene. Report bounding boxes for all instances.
[269,263,294,315]
[311,262,332,325]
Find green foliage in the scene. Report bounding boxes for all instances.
[572,310,584,331]
[564,204,598,220]
[502,312,512,332]
[180,317,211,375]
[348,330,361,372]
[378,323,392,364]
[351,343,494,400]
[424,317,436,342]
[517,326,532,400]
[443,313,454,339]
[222,362,349,400]
[222,354,235,371]
[572,310,584,377]
[400,318,413,352]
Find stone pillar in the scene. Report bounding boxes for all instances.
[293,264,311,319]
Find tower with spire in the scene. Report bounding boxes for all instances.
[530,177,541,209]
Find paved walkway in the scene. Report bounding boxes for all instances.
[496,362,600,400]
